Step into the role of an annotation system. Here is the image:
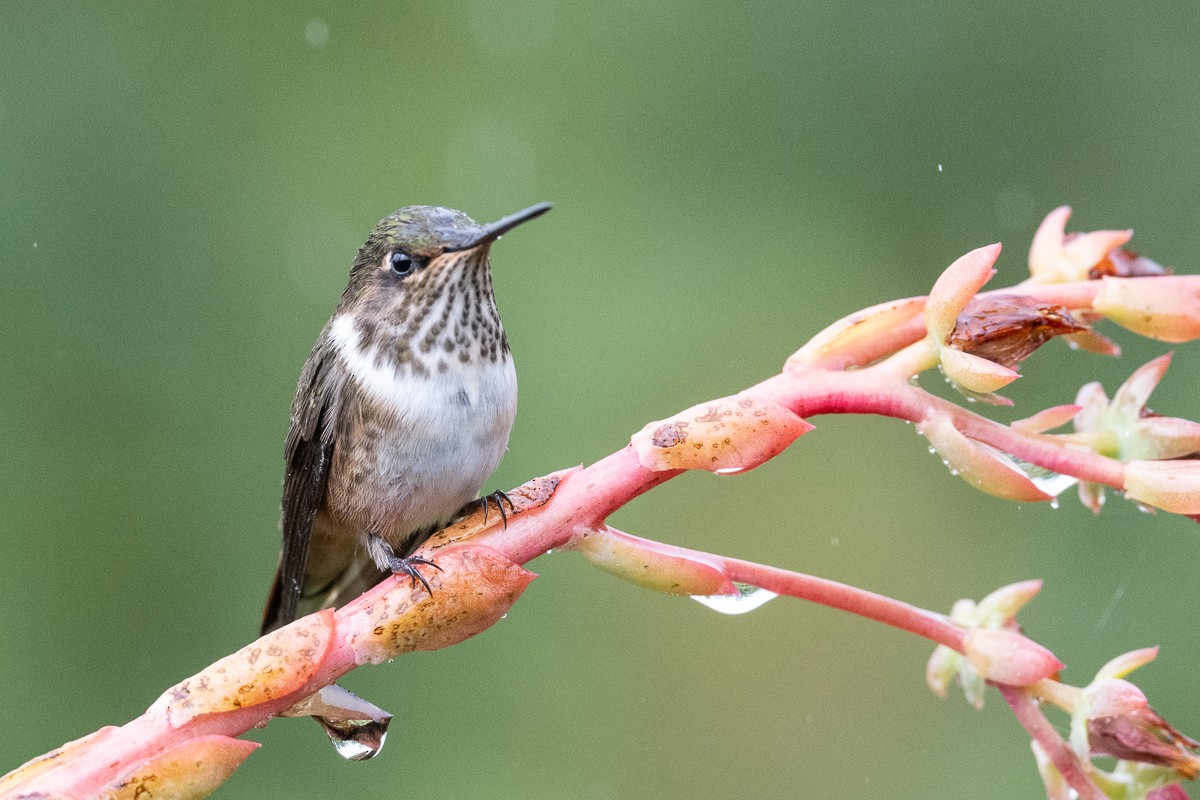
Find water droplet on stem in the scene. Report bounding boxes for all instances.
[691,582,777,615]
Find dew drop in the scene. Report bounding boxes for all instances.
[714,466,745,475]
[1049,498,1060,510]
[927,446,937,455]
[691,582,777,615]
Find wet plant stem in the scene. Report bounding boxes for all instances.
[1000,685,1105,800]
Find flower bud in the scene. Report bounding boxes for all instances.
[926,243,1001,342]
[925,644,959,700]
[940,347,1021,394]
[1028,205,1133,283]
[1096,646,1160,681]
[976,579,1043,622]
[97,736,259,799]
[962,628,1064,686]
[343,546,536,665]
[150,610,336,725]
[572,526,737,596]
[918,415,1052,502]
[631,393,813,474]
[1124,460,1200,514]
[1094,277,1200,343]
[1012,405,1081,434]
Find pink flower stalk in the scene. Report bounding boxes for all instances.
[5,204,1200,799]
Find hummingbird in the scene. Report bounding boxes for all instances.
[262,202,551,636]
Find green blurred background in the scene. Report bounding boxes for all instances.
[3,2,1200,798]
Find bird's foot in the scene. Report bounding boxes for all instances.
[478,490,514,528]
[386,554,442,596]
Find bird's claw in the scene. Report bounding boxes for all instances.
[387,555,442,596]
[479,490,514,529]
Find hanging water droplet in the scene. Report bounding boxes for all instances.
[928,446,937,455]
[691,582,777,615]
[320,717,390,761]
[978,446,1079,498]
[330,732,386,761]
[1049,498,1059,510]
[714,466,745,475]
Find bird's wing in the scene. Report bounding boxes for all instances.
[261,337,342,634]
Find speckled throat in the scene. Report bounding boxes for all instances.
[348,247,509,379]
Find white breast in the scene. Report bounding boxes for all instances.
[327,313,517,548]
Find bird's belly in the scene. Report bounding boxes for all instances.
[325,358,517,555]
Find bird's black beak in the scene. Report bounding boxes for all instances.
[447,202,553,251]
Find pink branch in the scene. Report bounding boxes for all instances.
[766,368,1125,486]
[999,685,1106,800]
[6,257,1199,796]
[726,556,965,649]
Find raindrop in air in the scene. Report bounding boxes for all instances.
[305,18,330,47]
[691,582,777,615]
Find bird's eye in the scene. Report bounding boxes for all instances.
[388,251,415,277]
